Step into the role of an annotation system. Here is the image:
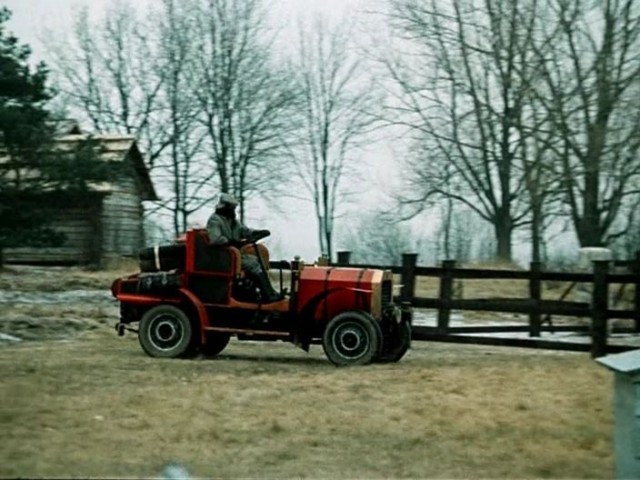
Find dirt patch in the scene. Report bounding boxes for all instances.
[0,264,128,291]
[0,266,125,342]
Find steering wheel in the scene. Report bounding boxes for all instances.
[231,230,270,248]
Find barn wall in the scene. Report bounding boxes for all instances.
[3,201,102,264]
[100,170,144,258]
[4,141,153,266]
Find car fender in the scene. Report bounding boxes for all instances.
[116,289,209,346]
[178,288,210,346]
[115,292,181,306]
[300,286,373,327]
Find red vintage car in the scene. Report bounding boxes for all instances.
[111,229,411,366]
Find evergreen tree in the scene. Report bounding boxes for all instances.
[0,7,107,263]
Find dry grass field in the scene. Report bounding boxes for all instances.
[0,264,619,478]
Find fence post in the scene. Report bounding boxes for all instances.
[529,261,542,337]
[634,250,640,333]
[400,253,418,303]
[337,251,351,266]
[438,260,455,334]
[591,260,609,358]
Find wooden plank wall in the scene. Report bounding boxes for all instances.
[100,172,144,258]
[4,204,100,264]
[5,155,147,265]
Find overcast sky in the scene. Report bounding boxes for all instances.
[3,0,403,262]
[4,0,369,61]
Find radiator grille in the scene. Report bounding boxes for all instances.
[381,279,392,309]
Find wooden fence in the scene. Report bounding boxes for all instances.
[333,251,640,358]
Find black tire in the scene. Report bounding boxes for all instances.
[138,305,194,358]
[322,311,381,366]
[201,333,231,357]
[377,320,411,363]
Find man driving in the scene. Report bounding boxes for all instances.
[206,193,282,303]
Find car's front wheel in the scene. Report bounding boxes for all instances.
[138,305,194,358]
[322,311,381,366]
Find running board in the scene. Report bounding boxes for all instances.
[204,326,290,337]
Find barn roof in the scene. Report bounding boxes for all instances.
[52,134,157,201]
[0,132,157,201]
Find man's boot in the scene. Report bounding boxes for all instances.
[254,271,282,303]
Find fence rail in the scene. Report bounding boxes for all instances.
[332,250,640,357]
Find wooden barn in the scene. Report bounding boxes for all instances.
[3,133,157,266]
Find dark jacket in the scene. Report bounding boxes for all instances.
[206,213,254,247]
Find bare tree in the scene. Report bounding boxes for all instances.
[433,202,477,263]
[610,195,640,258]
[48,0,207,237]
[340,212,421,266]
[531,0,640,248]
[383,0,546,261]
[148,0,208,236]
[48,1,167,166]
[295,17,379,261]
[48,0,298,234]
[191,0,299,221]
[507,0,567,263]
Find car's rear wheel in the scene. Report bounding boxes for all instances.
[322,311,381,366]
[139,305,194,358]
[201,332,231,357]
[377,320,411,363]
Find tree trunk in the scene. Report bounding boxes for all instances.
[530,198,542,263]
[443,198,452,259]
[325,226,333,262]
[575,125,606,246]
[495,209,513,261]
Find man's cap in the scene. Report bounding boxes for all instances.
[216,193,239,209]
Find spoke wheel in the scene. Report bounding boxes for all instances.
[322,311,381,366]
[139,305,193,358]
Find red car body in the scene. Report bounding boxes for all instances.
[112,229,411,366]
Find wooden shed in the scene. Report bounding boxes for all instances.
[3,133,157,266]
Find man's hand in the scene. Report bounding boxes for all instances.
[229,239,248,248]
